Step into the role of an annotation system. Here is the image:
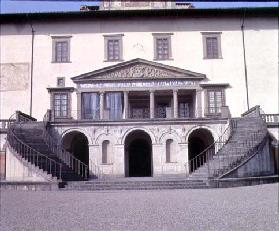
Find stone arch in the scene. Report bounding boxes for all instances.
[121,127,156,145]
[185,125,217,143]
[159,129,182,144]
[61,127,93,146]
[95,133,117,145]
[61,130,89,166]
[187,127,215,172]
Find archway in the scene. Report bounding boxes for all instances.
[188,128,214,172]
[124,130,152,177]
[62,131,89,166]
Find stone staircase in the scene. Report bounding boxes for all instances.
[188,117,268,180]
[9,121,86,182]
[63,177,209,191]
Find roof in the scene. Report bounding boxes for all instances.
[71,58,206,82]
[1,7,278,23]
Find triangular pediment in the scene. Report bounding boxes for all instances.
[72,58,206,82]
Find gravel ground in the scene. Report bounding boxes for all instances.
[1,183,279,231]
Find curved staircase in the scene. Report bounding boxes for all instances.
[7,117,88,184]
[187,117,268,180]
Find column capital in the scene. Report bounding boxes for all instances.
[173,89,178,94]
[149,89,155,94]
[99,91,105,95]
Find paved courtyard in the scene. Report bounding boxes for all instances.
[0,183,279,231]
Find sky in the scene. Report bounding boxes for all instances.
[1,1,278,13]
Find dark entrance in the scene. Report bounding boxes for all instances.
[125,130,152,177]
[188,128,214,172]
[62,131,89,166]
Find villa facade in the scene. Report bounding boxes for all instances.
[0,2,278,181]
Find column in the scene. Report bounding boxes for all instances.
[76,92,81,120]
[195,89,202,118]
[123,91,129,119]
[150,90,155,119]
[173,89,178,119]
[100,92,104,120]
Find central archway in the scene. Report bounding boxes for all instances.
[124,130,152,177]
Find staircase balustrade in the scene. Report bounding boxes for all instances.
[42,128,88,179]
[7,113,62,180]
[261,114,279,124]
[185,119,236,178]
[209,129,266,178]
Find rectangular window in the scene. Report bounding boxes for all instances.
[52,36,71,63]
[53,93,68,118]
[207,89,224,114]
[153,33,173,60]
[202,32,222,59]
[104,34,123,61]
[57,77,65,87]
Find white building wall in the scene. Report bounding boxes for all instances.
[0,16,278,120]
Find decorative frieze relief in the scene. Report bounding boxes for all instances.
[97,64,185,79]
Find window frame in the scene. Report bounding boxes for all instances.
[201,32,222,59]
[104,34,124,62]
[48,87,74,120]
[57,77,65,87]
[153,33,173,61]
[52,36,72,63]
[205,88,226,115]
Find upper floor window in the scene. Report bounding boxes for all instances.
[202,32,222,59]
[52,36,71,63]
[104,34,124,61]
[206,88,225,114]
[153,33,173,60]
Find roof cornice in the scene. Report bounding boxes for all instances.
[1,7,278,23]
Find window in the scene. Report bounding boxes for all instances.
[57,77,65,87]
[153,33,173,60]
[206,89,225,114]
[202,32,222,59]
[52,36,71,63]
[179,102,190,118]
[53,93,68,118]
[81,92,100,120]
[105,92,123,120]
[104,34,124,61]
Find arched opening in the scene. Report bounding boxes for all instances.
[62,131,89,166]
[124,130,152,177]
[188,128,214,172]
[166,139,176,163]
[102,140,112,164]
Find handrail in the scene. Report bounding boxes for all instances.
[185,118,236,177]
[89,159,102,179]
[42,127,88,179]
[218,133,268,179]
[261,114,279,124]
[7,113,62,180]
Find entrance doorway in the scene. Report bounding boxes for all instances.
[188,128,214,172]
[124,130,152,177]
[62,131,89,166]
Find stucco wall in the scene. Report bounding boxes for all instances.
[1,16,278,120]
